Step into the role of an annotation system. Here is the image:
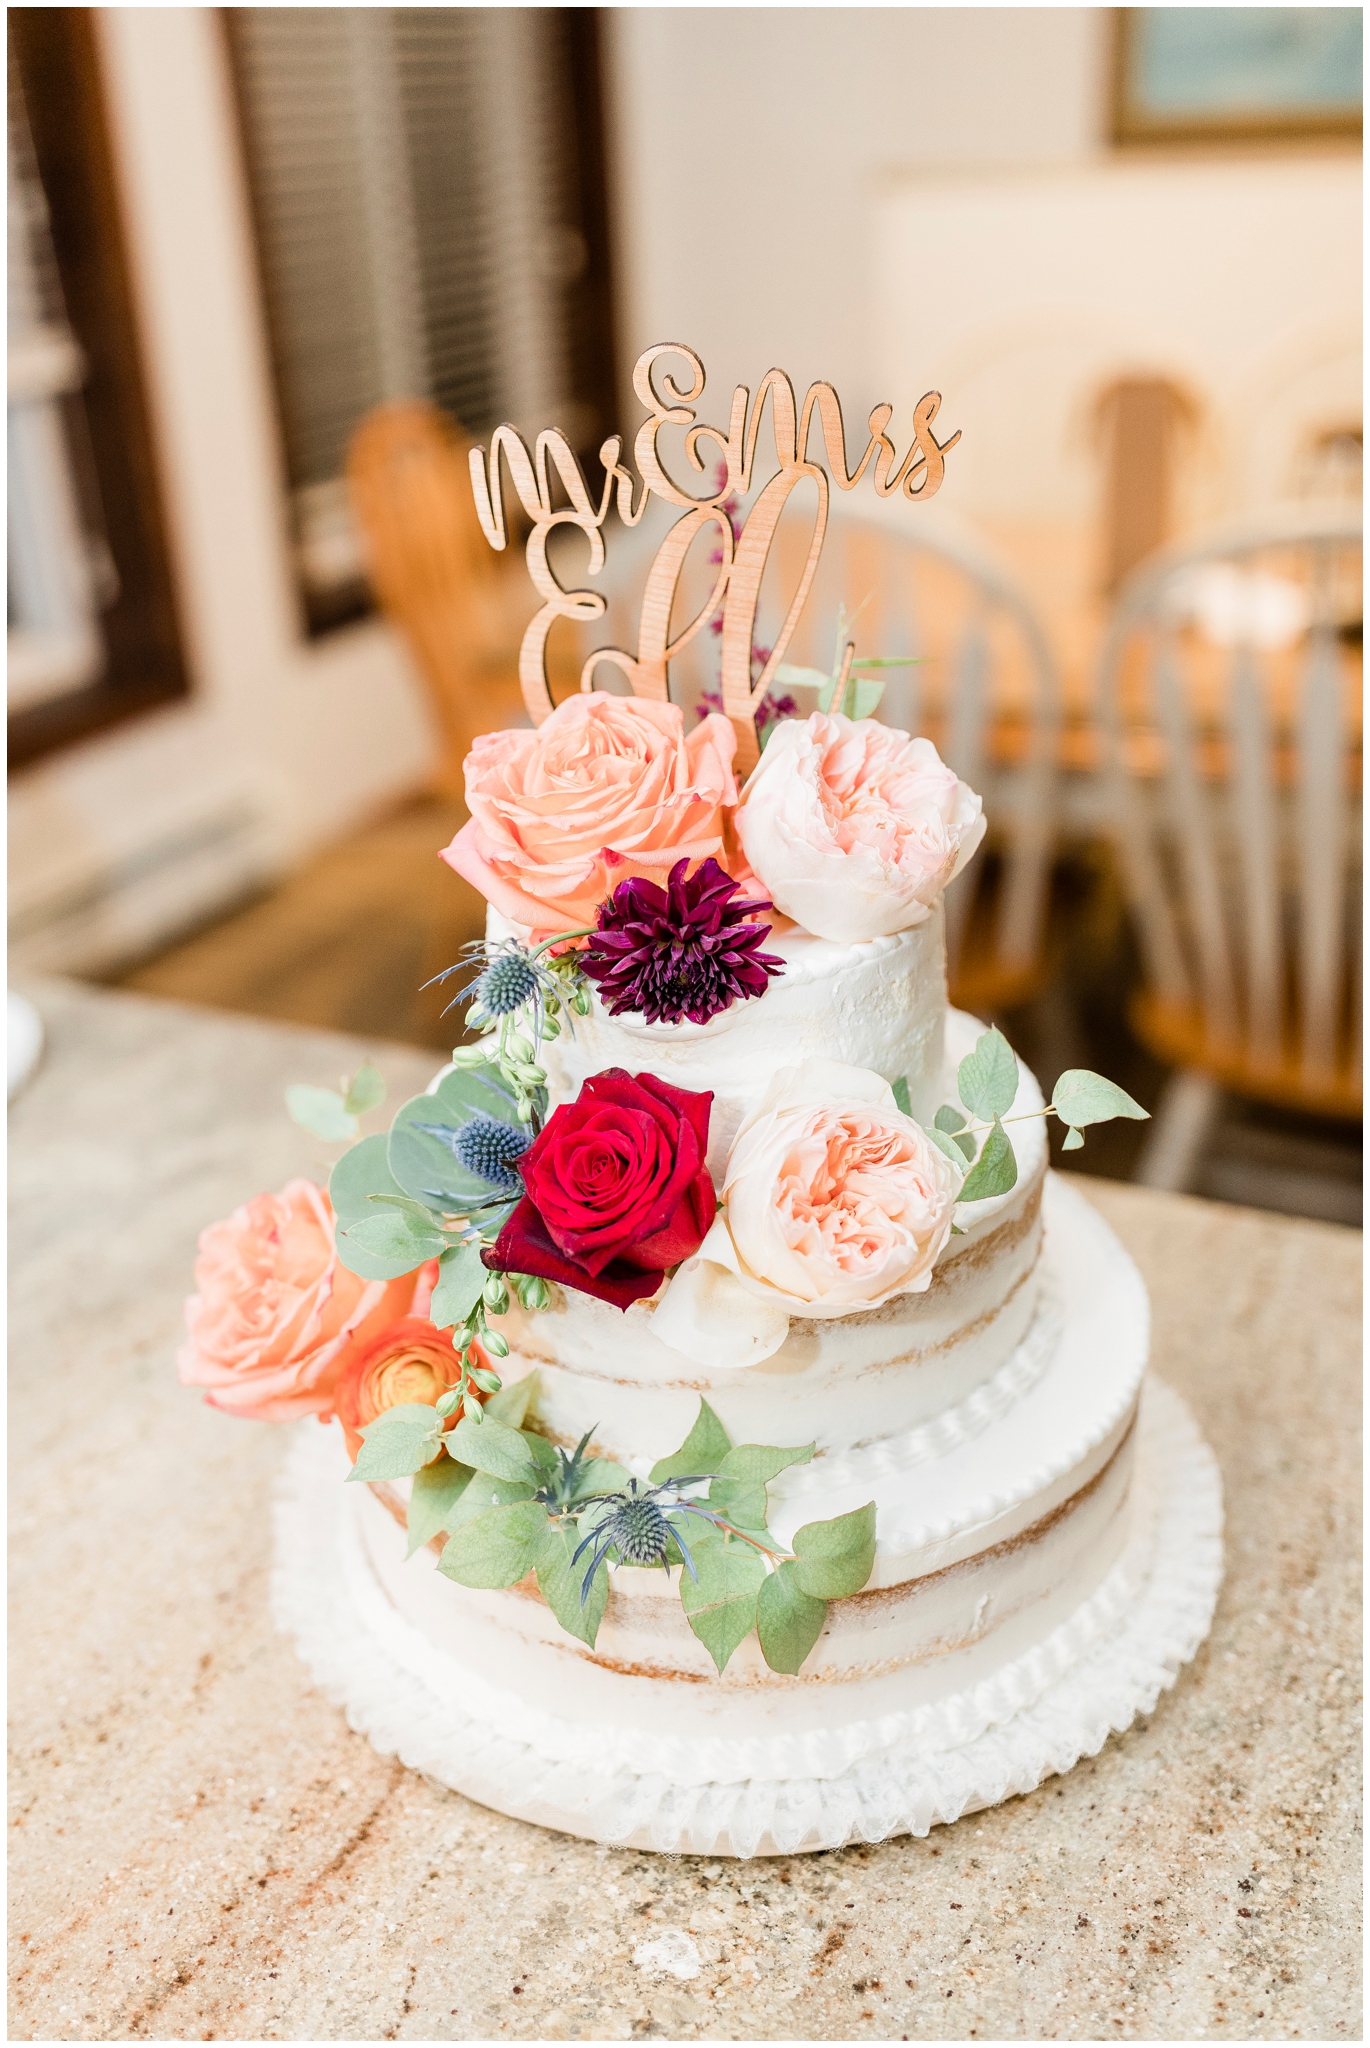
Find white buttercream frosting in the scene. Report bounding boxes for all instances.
[489,902,948,1177]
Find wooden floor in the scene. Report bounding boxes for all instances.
[112,792,487,1053]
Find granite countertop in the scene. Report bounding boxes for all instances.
[9,978,1362,2042]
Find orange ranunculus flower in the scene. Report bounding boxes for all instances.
[333,1317,484,1462]
[177,1180,421,1423]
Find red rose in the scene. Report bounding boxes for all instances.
[487,1070,716,1311]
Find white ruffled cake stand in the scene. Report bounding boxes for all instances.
[273,1361,1223,1861]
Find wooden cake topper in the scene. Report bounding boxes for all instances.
[468,342,960,773]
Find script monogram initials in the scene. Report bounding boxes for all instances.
[468,343,960,774]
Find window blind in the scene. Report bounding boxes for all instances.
[228,7,607,627]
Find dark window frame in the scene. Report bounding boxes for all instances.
[8,6,190,773]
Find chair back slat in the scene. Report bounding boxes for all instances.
[1229,647,1282,1062]
[1297,623,1347,1079]
[1153,639,1239,1039]
[940,610,990,975]
[1095,506,1361,1117]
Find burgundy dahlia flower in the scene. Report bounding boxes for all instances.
[582,858,785,1027]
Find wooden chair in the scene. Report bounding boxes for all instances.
[347,402,527,792]
[1094,506,1362,1190]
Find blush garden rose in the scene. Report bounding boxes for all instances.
[721,1060,961,1311]
[487,1068,716,1311]
[736,710,985,944]
[652,1060,961,1369]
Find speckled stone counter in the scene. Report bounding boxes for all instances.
[9,979,1362,2042]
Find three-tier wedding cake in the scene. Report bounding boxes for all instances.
[180,345,1222,1856]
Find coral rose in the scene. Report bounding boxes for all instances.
[736,711,985,943]
[440,691,740,936]
[487,1069,716,1311]
[653,1060,960,1368]
[333,1318,474,1462]
[177,1180,419,1422]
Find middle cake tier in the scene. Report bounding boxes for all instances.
[486,1008,1049,1462]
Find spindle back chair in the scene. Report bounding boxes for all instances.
[1094,506,1362,1181]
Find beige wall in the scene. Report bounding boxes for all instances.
[604,8,1109,411]
[10,8,437,975]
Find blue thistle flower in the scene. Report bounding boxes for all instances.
[415,1113,529,1193]
[475,950,540,1016]
[423,937,573,1037]
[570,1476,731,1603]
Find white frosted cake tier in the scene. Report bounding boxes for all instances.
[476,1006,1049,1463]
[273,1184,1223,1856]
[354,1176,1148,1756]
[489,903,949,1174]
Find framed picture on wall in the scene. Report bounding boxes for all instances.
[1113,7,1363,144]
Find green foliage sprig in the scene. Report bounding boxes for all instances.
[286,1061,386,1142]
[352,1387,877,1674]
[911,1026,1149,1207]
[774,599,924,723]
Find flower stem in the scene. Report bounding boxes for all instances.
[531,927,595,960]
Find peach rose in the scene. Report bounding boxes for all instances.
[333,1318,479,1462]
[177,1180,419,1422]
[653,1061,960,1368]
[736,711,985,943]
[440,691,740,936]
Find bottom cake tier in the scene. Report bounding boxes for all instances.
[272,1183,1224,1857]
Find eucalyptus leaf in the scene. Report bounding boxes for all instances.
[679,1537,768,1674]
[444,1470,537,1531]
[773,662,831,691]
[388,1063,526,1212]
[790,1501,877,1600]
[702,1476,771,1537]
[446,1413,538,1483]
[958,1118,1018,1203]
[348,1403,441,1484]
[535,1520,608,1646]
[519,1431,560,1476]
[1061,1126,1085,1151]
[649,1397,733,1484]
[923,1123,970,1171]
[847,675,886,720]
[430,1240,489,1331]
[891,1075,912,1116]
[483,1371,538,1429]
[437,1499,547,1589]
[1052,1070,1149,1129]
[756,1562,828,1675]
[957,1026,1019,1121]
[285,1085,356,1143]
[715,1441,814,1486]
[934,1104,967,1133]
[329,1135,405,1225]
[341,1207,448,1272]
[570,1457,633,1501]
[405,1454,473,1557]
[343,1061,386,1117]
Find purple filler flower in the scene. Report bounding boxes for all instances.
[582,858,785,1026]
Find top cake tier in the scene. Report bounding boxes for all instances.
[489,903,948,1180]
